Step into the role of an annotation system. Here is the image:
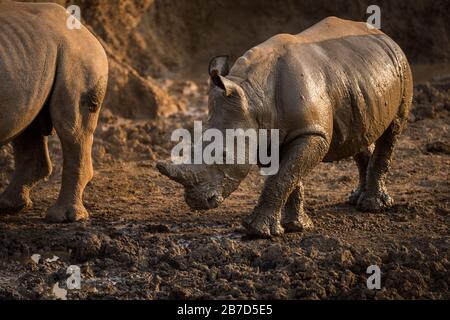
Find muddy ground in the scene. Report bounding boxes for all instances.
[0,79,449,300]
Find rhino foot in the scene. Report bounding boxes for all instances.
[283,213,314,233]
[357,192,394,212]
[0,194,32,214]
[349,187,364,205]
[242,211,284,238]
[45,203,89,223]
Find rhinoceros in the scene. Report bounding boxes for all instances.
[0,1,108,222]
[158,17,413,238]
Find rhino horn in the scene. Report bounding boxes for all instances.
[157,162,194,186]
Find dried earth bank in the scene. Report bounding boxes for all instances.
[25,0,450,118]
[0,79,449,299]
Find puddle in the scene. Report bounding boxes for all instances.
[84,277,124,286]
[209,232,243,242]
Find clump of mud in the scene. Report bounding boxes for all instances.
[91,80,207,163]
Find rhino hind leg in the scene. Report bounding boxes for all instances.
[0,122,52,214]
[349,145,374,205]
[282,182,314,233]
[356,65,412,212]
[357,119,406,212]
[45,77,106,223]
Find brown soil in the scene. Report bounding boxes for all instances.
[1,0,450,300]
[0,79,449,300]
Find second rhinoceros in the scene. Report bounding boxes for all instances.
[0,1,108,222]
[158,17,413,238]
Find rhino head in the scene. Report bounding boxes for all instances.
[157,56,255,210]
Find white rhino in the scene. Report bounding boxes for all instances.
[158,17,414,238]
[0,1,108,222]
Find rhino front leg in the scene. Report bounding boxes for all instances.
[283,182,314,233]
[0,123,52,213]
[349,145,373,205]
[243,135,329,238]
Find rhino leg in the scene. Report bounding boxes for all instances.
[282,182,314,233]
[357,121,403,212]
[45,78,105,223]
[349,145,374,205]
[0,123,52,213]
[243,135,329,238]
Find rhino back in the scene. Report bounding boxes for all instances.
[0,1,107,145]
[0,2,66,143]
[290,32,409,160]
[231,17,411,160]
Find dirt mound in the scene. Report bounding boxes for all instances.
[25,0,184,119]
[105,56,183,119]
[62,0,450,78]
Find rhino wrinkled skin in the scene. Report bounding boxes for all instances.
[0,1,108,222]
[158,17,413,238]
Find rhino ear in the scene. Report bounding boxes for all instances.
[209,55,229,77]
[209,56,234,96]
[211,75,236,96]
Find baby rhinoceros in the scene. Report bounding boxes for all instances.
[0,1,108,222]
[158,17,413,238]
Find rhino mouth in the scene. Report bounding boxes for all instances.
[157,161,242,210]
[185,191,224,210]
